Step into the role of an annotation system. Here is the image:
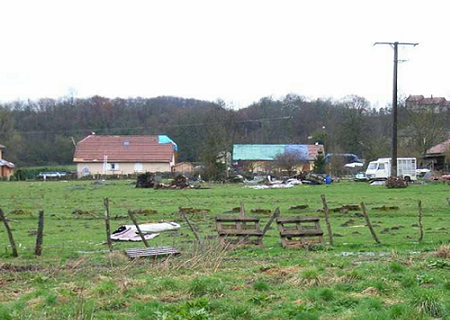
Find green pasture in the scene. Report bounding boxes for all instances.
[1,180,450,320]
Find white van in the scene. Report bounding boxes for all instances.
[365,158,417,181]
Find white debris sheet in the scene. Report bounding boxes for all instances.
[111,222,181,242]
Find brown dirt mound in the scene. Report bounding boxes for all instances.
[289,205,309,210]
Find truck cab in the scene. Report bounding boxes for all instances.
[365,160,390,180]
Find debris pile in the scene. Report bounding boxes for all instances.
[372,205,399,211]
[170,175,190,189]
[9,209,32,216]
[289,205,309,210]
[128,209,158,215]
[136,173,155,188]
[179,207,210,214]
[72,209,97,217]
[250,208,272,214]
[386,177,408,188]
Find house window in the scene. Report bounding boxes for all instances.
[134,163,143,172]
[108,163,119,171]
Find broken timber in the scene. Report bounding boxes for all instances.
[216,215,263,247]
[276,216,324,249]
[0,208,18,257]
[125,246,180,259]
[360,202,381,244]
[321,195,334,246]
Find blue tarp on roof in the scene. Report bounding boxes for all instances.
[233,144,310,161]
[158,135,178,151]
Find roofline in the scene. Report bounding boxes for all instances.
[74,159,172,163]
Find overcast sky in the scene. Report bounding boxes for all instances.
[0,0,449,108]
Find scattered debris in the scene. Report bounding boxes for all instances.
[135,172,155,188]
[72,209,97,217]
[228,207,241,213]
[289,205,309,210]
[352,231,361,235]
[111,222,180,242]
[433,245,450,259]
[170,175,190,188]
[372,206,399,211]
[386,177,408,188]
[342,204,360,211]
[128,209,158,215]
[333,233,344,237]
[0,264,41,272]
[179,207,210,214]
[9,209,32,216]
[341,219,355,227]
[251,209,272,215]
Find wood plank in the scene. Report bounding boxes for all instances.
[215,215,260,222]
[277,216,320,223]
[280,230,324,237]
[218,230,263,236]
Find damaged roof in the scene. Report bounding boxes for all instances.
[0,159,15,168]
[73,135,177,163]
[232,144,324,161]
[427,139,450,154]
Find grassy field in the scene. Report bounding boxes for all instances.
[1,180,450,319]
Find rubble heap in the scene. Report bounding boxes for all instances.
[135,173,155,188]
[386,177,408,188]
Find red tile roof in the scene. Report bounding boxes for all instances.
[427,139,450,154]
[73,135,175,163]
[307,144,325,160]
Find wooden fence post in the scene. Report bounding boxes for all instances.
[0,208,18,257]
[418,200,424,242]
[127,210,149,247]
[35,210,45,256]
[179,207,203,247]
[104,198,113,252]
[360,202,380,244]
[262,207,280,237]
[320,195,334,246]
[239,202,246,216]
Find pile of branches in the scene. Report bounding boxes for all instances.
[135,173,155,188]
[171,175,190,188]
[386,177,408,189]
[154,174,192,190]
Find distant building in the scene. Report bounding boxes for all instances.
[73,135,177,177]
[232,144,324,174]
[423,139,450,171]
[406,95,450,112]
[172,162,194,175]
[0,144,15,179]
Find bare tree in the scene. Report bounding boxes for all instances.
[273,151,305,176]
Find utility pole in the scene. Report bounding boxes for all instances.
[374,41,418,178]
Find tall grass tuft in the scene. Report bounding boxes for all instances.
[409,288,445,317]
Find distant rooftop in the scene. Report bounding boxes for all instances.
[232,144,324,161]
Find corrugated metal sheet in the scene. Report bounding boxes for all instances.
[233,144,323,161]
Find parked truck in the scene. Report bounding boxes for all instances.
[365,158,417,181]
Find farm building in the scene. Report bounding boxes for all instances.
[73,135,177,177]
[0,144,15,179]
[422,139,450,171]
[172,162,194,175]
[232,144,324,174]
